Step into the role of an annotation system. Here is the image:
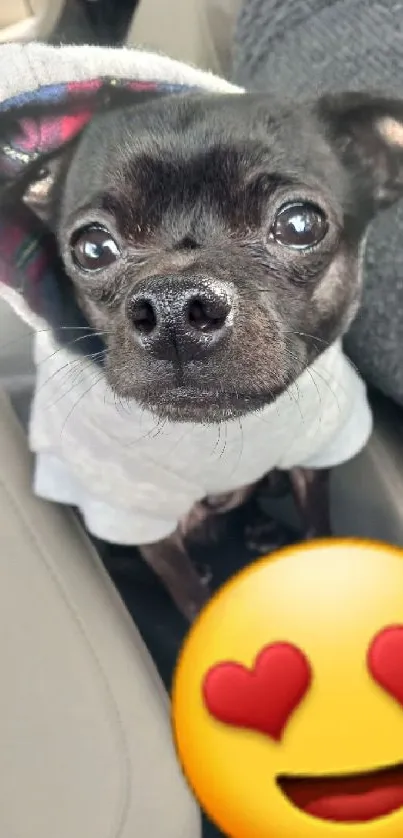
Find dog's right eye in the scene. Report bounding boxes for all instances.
[269,203,328,250]
[71,225,121,271]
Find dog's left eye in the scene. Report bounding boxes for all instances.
[71,225,121,271]
[269,203,328,249]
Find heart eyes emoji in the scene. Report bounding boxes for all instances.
[368,625,403,708]
[202,625,403,743]
[202,642,312,741]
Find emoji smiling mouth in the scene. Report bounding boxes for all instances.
[278,763,403,823]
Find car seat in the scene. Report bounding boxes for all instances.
[0,0,66,42]
[0,386,201,837]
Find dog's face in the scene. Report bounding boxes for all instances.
[24,91,403,423]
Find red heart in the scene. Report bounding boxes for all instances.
[202,642,312,741]
[368,625,403,706]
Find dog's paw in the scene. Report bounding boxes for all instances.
[194,560,213,586]
[244,517,294,556]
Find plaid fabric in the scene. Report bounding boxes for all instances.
[0,77,196,320]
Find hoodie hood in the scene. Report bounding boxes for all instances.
[0,42,241,333]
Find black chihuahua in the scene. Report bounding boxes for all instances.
[19,90,403,619]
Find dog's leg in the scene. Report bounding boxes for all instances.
[178,486,258,584]
[139,529,210,622]
[141,487,260,619]
[244,471,297,554]
[289,467,332,539]
[178,485,260,551]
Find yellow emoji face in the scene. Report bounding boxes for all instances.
[172,540,403,838]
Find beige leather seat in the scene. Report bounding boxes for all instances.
[0,388,201,838]
[127,0,242,77]
[0,0,65,42]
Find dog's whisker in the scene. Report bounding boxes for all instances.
[305,366,322,405]
[148,417,167,439]
[37,354,96,404]
[160,423,194,462]
[211,424,222,460]
[120,413,167,448]
[37,330,106,367]
[308,366,341,414]
[46,369,91,412]
[0,324,105,356]
[224,417,244,479]
[44,354,104,410]
[284,330,332,348]
[281,347,340,420]
[286,381,305,424]
[36,357,83,400]
[37,350,103,392]
[25,333,106,378]
[211,421,224,457]
[281,347,320,412]
[60,374,104,436]
[217,420,228,461]
[116,394,131,417]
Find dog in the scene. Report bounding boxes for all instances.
[17,89,403,619]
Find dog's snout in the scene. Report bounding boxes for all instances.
[126,275,235,360]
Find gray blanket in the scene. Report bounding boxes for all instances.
[233,1,403,408]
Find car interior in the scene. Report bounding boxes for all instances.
[0,2,403,837]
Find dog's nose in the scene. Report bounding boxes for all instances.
[126,275,235,360]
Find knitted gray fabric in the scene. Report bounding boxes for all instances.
[232,1,403,408]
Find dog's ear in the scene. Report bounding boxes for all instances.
[22,147,74,226]
[0,108,91,233]
[0,85,168,226]
[318,92,403,213]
